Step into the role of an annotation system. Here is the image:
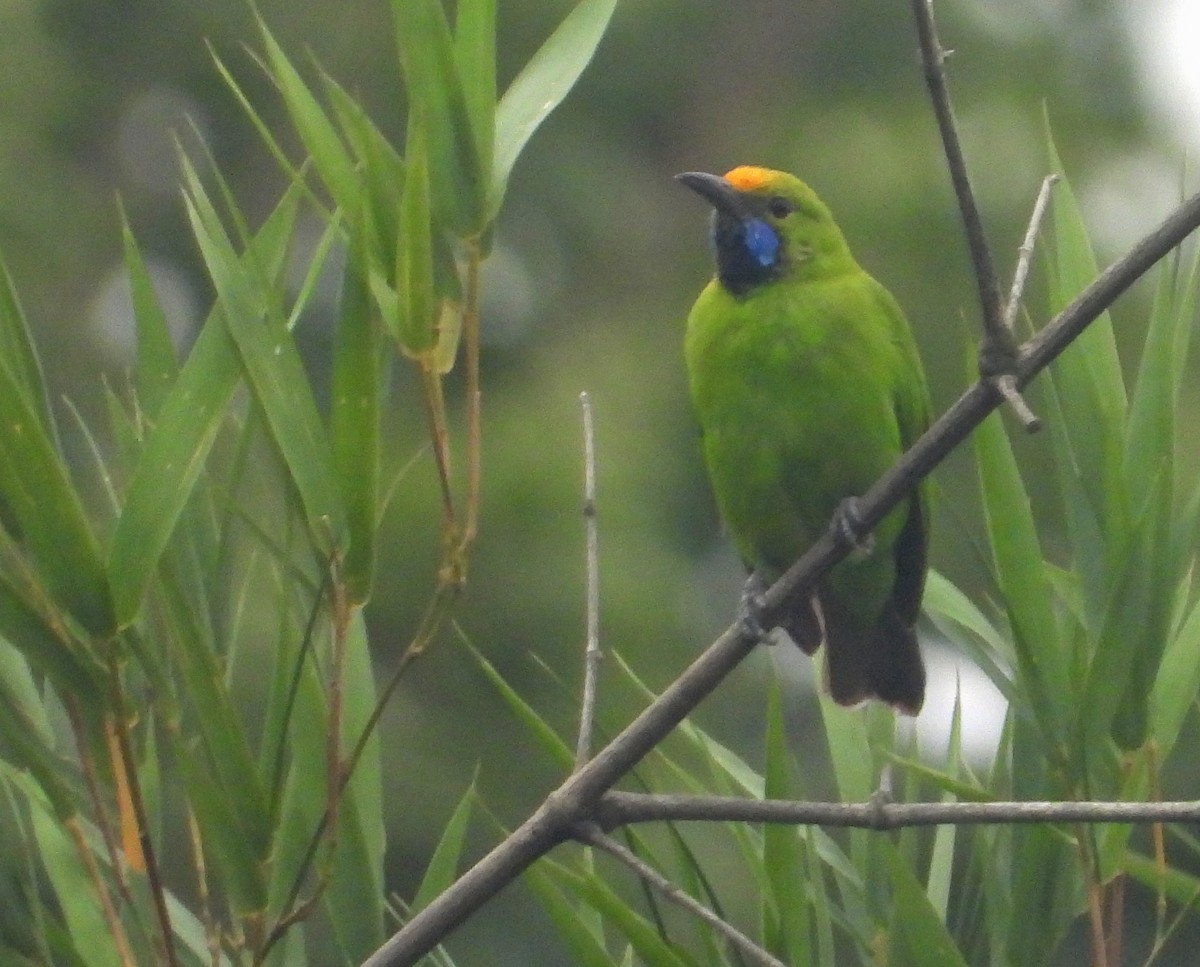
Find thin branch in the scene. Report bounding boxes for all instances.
[911,0,1004,345]
[574,391,602,770]
[991,173,1059,432]
[359,187,1200,967]
[64,815,137,967]
[107,659,180,967]
[461,237,484,550]
[575,825,789,967]
[911,0,1044,431]
[1004,174,1059,333]
[593,792,1200,830]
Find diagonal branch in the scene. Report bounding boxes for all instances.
[360,188,1200,967]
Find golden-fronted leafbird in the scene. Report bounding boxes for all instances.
[678,165,931,714]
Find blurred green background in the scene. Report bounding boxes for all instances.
[3,0,1198,961]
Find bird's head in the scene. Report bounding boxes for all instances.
[677,165,850,296]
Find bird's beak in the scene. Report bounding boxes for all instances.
[675,171,749,219]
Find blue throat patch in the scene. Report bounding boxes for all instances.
[743,218,779,268]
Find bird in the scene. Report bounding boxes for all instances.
[678,165,931,714]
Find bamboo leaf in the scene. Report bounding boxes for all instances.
[1042,124,1130,597]
[885,844,968,967]
[547,859,693,967]
[119,211,178,420]
[30,804,120,967]
[413,780,476,911]
[392,0,484,235]
[394,115,437,357]
[974,410,1070,761]
[256,18,359,211]
[0,361,113,636]
[454,0,496,182]
[1151,593,1200,754]
[182,170,346,558]
[0,255,56,442]
[108,181,302,624]
[762,676,809,963]
[0,564,104,706]
[490,0,617,219]
[468,638,574,771]
[525,864,619,967]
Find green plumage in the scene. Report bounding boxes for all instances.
[679,166,931,714]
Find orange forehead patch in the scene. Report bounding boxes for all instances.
[723,165,772,192]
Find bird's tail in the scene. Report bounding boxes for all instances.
[815,594,926,716]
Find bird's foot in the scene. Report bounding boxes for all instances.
[738,571,771,642]
[867,764,895,829]
[832,496,875,559]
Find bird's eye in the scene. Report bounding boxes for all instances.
[767,196,794,219]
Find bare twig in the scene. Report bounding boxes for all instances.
[911,0,1043,430]
[575,824,789,967]
[911,0,1004,344]
[991,173,1060,432]
[359,187,1200,967]
[593,792,1200,830]
[1004,174,1060,333]
[575,392,602,770]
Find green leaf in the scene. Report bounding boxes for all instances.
[609,651,763,796]
[1042,125,1129,609]
[0,361,113,636]
[157,570,271,915]
[339,610,384,870]
[0,255,56,443]
[0,642,78,820]
[182,165,346,558]
[324,786,385,960]
[1087,479,1169,750]
[256,18,359,212]
[1005,825,1080,964]
[1124,257,1185,511]
[30,804,122,967]
[974,409,1070,760]
[0,563,103,706]
[108,180,301,624]
[330,245,382,604]
[922,570,1016,703]
[762,677,809,963]
[468,637,575,771]
[392,0,485,235]
[805,827,836,967]
[454,0,496,182]
[394,115,438,357]
[320,70,406,257]
[1151,593,1200,754]
[490,0,617,220]
[885,844,968,967]
[175,730,269,918]
[413,780,476,911]
[546,858,693,967]
[816,662,873,802]
[119,211,178,420]
[526,864,619,967]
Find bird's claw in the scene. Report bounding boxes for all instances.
[867,764,895,829]
[833,496,875,558]
[738,571,770,642]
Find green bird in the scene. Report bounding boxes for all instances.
[678,165,931,714]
